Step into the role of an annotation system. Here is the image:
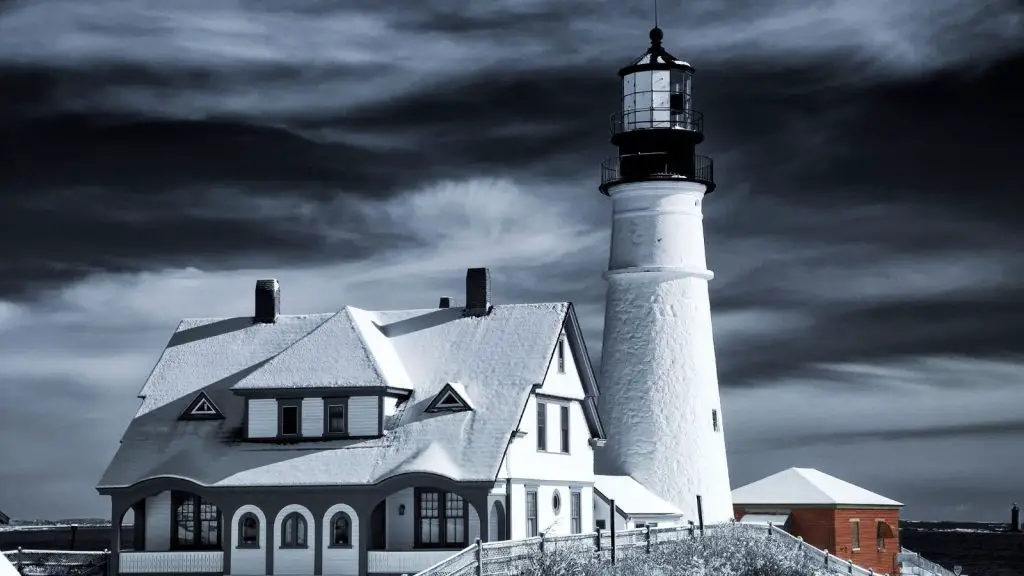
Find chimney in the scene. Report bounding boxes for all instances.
[254,279,280,323]
[439,296,456,309]
[464,268,491,317]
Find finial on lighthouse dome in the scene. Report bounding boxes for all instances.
[650,26,664,45]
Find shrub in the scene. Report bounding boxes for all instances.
[516,524,830,576]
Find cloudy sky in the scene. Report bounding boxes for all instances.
[1,0,1022,523]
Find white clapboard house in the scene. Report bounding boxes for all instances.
[97,269,682,576]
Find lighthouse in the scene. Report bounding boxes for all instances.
[595,26,734,523]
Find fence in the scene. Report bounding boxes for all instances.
[2,548,109,576]
[411,522,890,576]
[0,525,129,552]
[897,547,961,576]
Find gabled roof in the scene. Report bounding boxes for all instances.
[231,309,391,391]
[731,468,903,507]
[98,302,602,489]
[594,475,682,517]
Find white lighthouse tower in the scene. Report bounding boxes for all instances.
[595,26,734,524]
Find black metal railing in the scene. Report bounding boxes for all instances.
[610,107,703,136]
[600,153,715,193]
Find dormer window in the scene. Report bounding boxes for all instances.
[179,391,224,421]
[425,383,473,414]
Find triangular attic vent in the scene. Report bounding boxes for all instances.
[424,382,473,413]
[179,391,224,421]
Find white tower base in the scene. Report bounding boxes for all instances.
[597,179,734,524]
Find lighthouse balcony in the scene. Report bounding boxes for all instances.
[610,107,704,137]
[600,152,715,195]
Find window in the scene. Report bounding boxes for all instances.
[876,521,886,550]
[570,491,581,534]
[851,520,861,550]
[279,400,300,437]
[237,513,259,549]
[635,522,647,529]
[552,490,562,515]
[595,519,606,530]
[536,402,547,451]
[557,337,566,373]
[171,492,220,550]
[526,490,538,537]
[712,409,719,432]
[280,512,307,548]
[560,405,570,453]
[326,402,347,434]
[329,512,352,548]
[415,489,467,548]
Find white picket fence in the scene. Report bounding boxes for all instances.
[410,521,890,576]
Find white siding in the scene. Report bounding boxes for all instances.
[247,399,277,438]
[322,504,359,576]
[347,396,378,436]
[144,491,171,551]
[301,397,324,437]
[230,505,267,575]
[382,396,399,417]
[272,505,315,575]
[386,489,414,549]
[497,396,593,483]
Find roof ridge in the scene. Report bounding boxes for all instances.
[792,468,838,503]
[343,306,394,389]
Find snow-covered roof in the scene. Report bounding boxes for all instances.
[594,475,682,516]
[731,468,903,507]
[99,302,601,489]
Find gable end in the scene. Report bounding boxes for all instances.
[564,303,606,440]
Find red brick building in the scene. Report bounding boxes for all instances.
[732,468,901,576]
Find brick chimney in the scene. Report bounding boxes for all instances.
[439,296,456,309]
[254,279,280,323]
[464,268,491,317]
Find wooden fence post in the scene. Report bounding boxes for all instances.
[539,532,545,555]
[595,528,602,554]
[824,550,830,568]
[609,499,616,566]
[474,538,482,576]
[688,521,695,538]
[16,547,22,571]
[645,526,651,554]
[70,524,79,549]
[103,548,110,576]
[848,558,854,574]
[767,521,774,536]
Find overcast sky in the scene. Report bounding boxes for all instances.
[1,0,1022,523]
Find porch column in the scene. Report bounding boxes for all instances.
[353,501,374,576]
[109,495,133,576]
[468,491,489,543]
[217,502,239,576]
[130,501,146,551]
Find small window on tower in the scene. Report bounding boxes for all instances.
[712,409,719,432]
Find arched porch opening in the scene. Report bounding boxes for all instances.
[363,478,491,576]
[489,500,506,542]
[114,488,226,575]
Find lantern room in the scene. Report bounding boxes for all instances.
[611,27,703,142]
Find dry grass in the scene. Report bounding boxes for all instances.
[517,524,832,576]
